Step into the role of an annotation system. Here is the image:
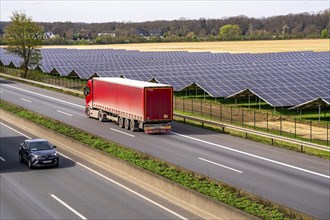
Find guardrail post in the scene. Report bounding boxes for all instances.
[301,145,304,152]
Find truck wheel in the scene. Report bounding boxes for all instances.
[86,108,92,118]
[118,117,124,128]
[130,120,137,132]
[98,111,104,122]
[124,118,130,130]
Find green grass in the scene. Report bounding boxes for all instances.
[0,99,297,220]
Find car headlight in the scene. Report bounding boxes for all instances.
[31,153,42,159]
[52,152,58,156]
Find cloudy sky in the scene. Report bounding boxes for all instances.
[1,1,329,23]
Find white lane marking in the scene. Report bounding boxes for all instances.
[0,122,32,139]
[20,98,32,103]
[57,110,73,117]
[50,194,87,220]
[2,122,187,220]
[2,84,84,109]
[60,154,187,220]
[199,157,243,174]
[171,132,330,179]
[110,128,135,137]
[0,156,6,162]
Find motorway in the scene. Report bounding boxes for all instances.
[0,121,199,219]
[1,79,330,219]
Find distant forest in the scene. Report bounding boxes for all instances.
[0,9,329,45]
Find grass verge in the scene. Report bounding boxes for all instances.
[0,99,295,220]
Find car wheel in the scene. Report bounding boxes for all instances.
[28,159,33,169]
[19,153,24,163]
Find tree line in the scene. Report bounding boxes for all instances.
[0,9,329,45]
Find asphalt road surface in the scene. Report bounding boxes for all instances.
[1,79,329,219]
[0,121,200,219]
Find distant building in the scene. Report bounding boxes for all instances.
[149,29,163,37]
[138,29,147,36]
[137,29,163,37]
[98,32,116,37]
[44,32,55,39]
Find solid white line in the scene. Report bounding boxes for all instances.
[2,84,84,109]
[110,128,135,137]
[0,122,32,139]
[57,110,73,117]
[60,153,187,220]
[2,123,187,220]
[20,98,32,103]
[171,132,330,179]
[198,157,243,173]
[50,194,87,220]
[0,156,6,162]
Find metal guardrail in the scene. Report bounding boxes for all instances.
[1,73,329,153]
[174,113,330,152]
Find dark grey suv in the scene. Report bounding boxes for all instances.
[19,139,59,168]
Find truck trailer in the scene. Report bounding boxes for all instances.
[84,77,173,134]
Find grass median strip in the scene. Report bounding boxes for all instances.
[0,99,293,220]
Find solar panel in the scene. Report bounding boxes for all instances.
[0,48,329,107]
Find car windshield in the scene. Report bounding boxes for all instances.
[29,142,52,151]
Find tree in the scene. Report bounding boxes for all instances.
[218,24,242,40]
[4,11,43,78]
[321,29,328,38]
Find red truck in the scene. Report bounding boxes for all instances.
[84,77,173,134]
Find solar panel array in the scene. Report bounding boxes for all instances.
[0,48,329,107]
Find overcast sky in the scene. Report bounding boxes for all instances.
[1,1,329,23]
